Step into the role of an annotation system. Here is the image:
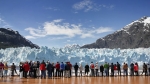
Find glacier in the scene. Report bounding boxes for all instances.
[0,46,150,68]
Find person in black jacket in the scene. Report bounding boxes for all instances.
[74,63,79,77]
[85,64,89,76]
[117,62,121,76]
[100,65,104,76]
[51,63,55,77]
[110,63,114,76]
[32,62,37,78]
[65,62,70,78]
[47,62,52,78]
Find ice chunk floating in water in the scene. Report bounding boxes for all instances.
[0,47,150,66]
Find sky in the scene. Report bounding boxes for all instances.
[0,0,150,48]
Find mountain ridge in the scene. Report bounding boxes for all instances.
[81,16,150,49]
[0,28,39,49]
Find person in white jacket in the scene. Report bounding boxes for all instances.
[95,62,99,76]
[79,64,83,76]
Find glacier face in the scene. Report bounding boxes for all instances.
[0,47,150,67]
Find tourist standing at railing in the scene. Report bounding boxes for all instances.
[19,62,23,78]
[11,63,18,76]
[60,62,65,77]
[40,61,46,79]
[65,62,70,78]
[141,63,148,76]
[104,62,109,76]
[110,63,114,76]
[117,62,121,76]
[130,63,134,76]
[0,62,4,77]
[90,62,95,77]
[100,65,104,76]
[123,62,128,76]
[47,61,52,79]
[74,63,79,77]
[68,62,72,77]
[114,64,117,77]
[95,62,99,77]
[23,61,30,78]
[79,63,83,77]
[85,63,89,76]
[134,63,139,76]
[51,63,55,77]
[55,62,60,77]
[3,62,8,77]
[29,61,32,77]
[148,63,150,76]
[36,61,40,77]
[32,61,37,78]
[108,63,110,76]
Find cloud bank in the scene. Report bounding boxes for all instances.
[25,19,113,39]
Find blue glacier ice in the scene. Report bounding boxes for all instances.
[0,45,150,68]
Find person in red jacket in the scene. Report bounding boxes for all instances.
[55,62,60,77]
[0,62,4,77]
[114,64,117,77]
[23,61,30,78]
[40,61,46,79]
[68,62,72,77]
[134,63,139,76]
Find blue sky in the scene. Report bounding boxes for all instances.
[0,0,150,48]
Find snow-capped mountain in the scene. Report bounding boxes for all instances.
[81,16,150,49]
[0,28,39,49]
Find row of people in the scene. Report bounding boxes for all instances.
[0,61,150,78]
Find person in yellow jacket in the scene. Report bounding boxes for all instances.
[3,62,9,77]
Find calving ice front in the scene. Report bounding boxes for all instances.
[0,46,150,67]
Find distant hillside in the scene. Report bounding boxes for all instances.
[81,16,150,49]
[0,28,39,49]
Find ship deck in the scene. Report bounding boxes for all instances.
[0,76,149,84]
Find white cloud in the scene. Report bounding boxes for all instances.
[73,0,92,12]
[73,0,114,12]
[46,7,59,11]
[25,19,114,39]
[0,18,12,28]
[49,36,71,40]
[25,35,36,39]
[25,27,47,37]
[94,27,114,34]
[81,33,94,38]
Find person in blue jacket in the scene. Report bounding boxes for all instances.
[60,62,65,77]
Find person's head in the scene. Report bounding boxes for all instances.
[4,62,7,65]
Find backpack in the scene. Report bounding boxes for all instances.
[91,64,94,69]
